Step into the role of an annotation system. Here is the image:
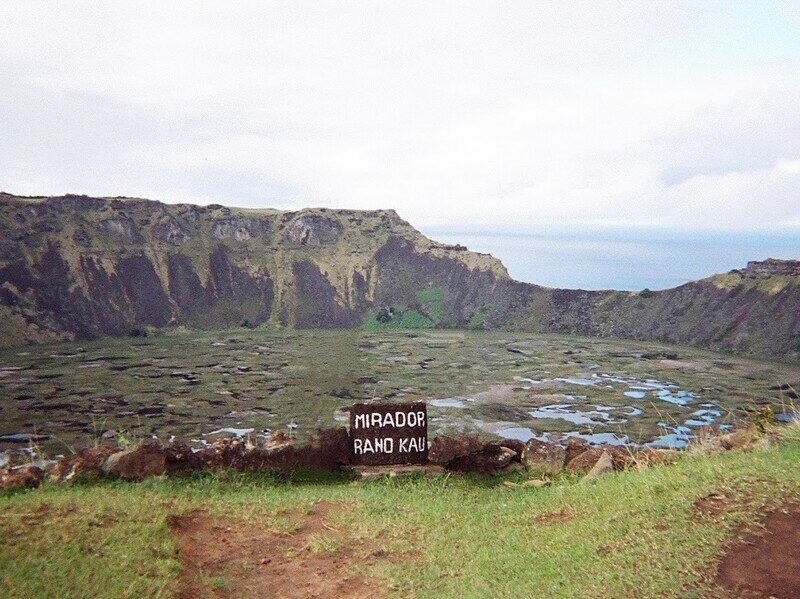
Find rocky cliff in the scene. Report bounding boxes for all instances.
[1,193,798,361]
[0,193,508,344]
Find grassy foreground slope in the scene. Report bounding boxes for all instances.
[2,427,800,598]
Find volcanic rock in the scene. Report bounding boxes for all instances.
[565,437,589,465]
[102,441,166,481]
[51,444,121,481]
[1,465,44,490]
[521,439,566,474]
[446,443,516,474]
[165,441,203,474]
[581,450,614,482]
[428,435,483,465]
[498,439,526,461]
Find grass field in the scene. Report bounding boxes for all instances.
[3,425,800,598]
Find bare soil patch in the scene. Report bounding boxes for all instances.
[693,492,730,518]
[714,504,800,598]
[168,502,386,598]
[531,508,575,524]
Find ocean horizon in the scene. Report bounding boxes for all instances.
[420,225,800,291]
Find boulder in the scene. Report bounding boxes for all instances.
[446,443,516,474]
[1,465,44,490]
[165,441,203,474]
[566,445,634,472]
[565,437,589,465]
[521,439,566,474]
[51,444,121,481]
[566,447,605,473]
[428,435,483,465]
[607,446,637,471]
[581,450,614,482]
[102,441,166,481]
[294,428,351,471]
[499,439,526,462]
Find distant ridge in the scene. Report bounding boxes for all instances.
[1,193,798,361]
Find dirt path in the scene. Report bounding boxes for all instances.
[714,504,800,598]
[168,502,386,598]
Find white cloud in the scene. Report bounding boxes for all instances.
[1,1,799,230]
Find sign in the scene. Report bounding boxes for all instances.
[349,402,428,465]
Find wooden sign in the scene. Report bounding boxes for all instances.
[349,402,428,465]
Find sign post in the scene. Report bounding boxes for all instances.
[349,402,428,466]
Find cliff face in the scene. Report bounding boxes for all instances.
[1,193,798,361]
[0,194,508,344]
[493,277,800,361]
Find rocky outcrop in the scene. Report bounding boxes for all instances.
[13,425,773,488]
[0,194,505,345]
[733,259,800,279]
[280,213,342,246]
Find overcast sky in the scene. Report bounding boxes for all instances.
[2,1,800,231]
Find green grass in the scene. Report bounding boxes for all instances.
[3,428,800,597]
[467,306,488,329]
[362,307,434,330]
[416,286,444,325]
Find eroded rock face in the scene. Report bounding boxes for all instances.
[212,216,272,242]
[292,261,360,328]
[734,259,800,279]
[428,435,483,465]
[280,214,342,246]
[116,255,172,326]
[96,217,144,243]
[152,218,190,245]
[373,236,502,328]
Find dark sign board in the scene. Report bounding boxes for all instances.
[349,402,428,465]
